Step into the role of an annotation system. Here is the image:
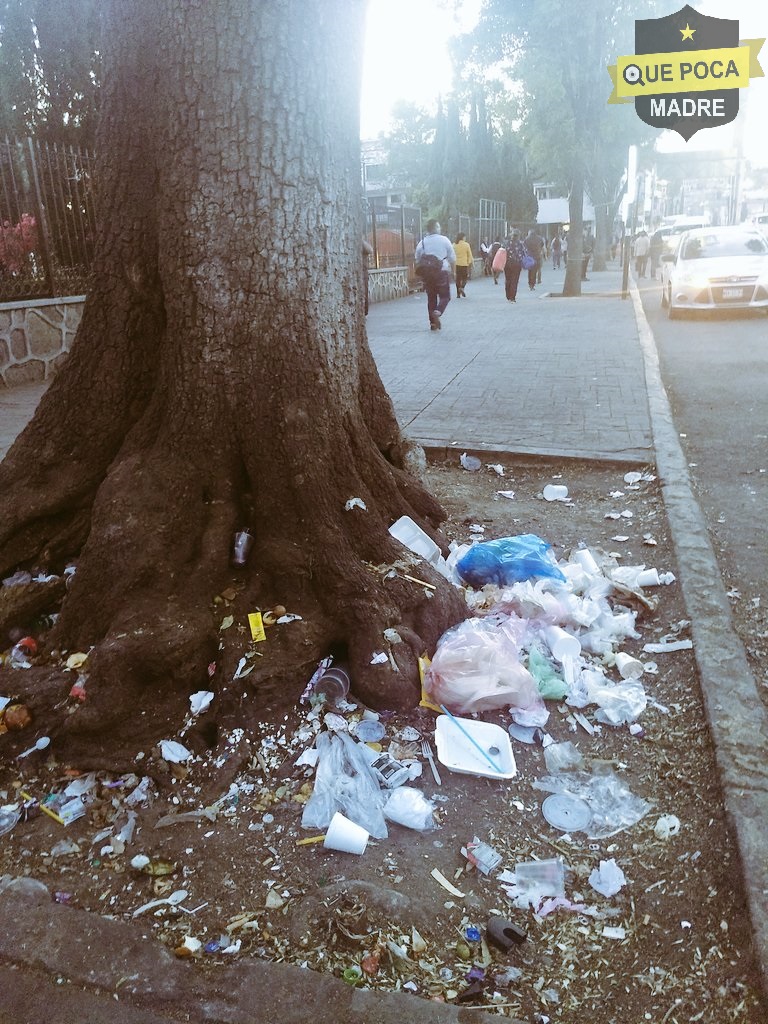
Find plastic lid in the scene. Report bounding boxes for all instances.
[355,720,385,742]
[541,794,592,832]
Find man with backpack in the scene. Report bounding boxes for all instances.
[414,220,456,331]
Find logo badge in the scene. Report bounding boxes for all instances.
[608,4,764,140]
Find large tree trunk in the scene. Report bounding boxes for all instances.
[0,0,465,766]
[562,166,584,297]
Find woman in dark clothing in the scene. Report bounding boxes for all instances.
[504,231,525,303]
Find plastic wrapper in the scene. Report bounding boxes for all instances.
[528,647,569,700]
[567,670,646,725]
[456,534,566,588]
[301,732,388,839]
[425,617,548,724]
[383,787,436,831]
[533,769,651,838]
[543,740,584,772]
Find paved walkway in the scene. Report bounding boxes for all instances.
[1,263,650,465]
[368,262,653,463]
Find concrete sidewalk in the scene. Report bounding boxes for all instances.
[1,263,649,465]
[367,262,653,464]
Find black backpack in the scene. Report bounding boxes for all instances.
[415,253,443,283]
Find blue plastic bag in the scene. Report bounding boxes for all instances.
[456,534,565,588]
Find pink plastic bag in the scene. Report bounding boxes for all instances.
[425,617,548,725]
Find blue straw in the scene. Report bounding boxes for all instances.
[438,705,506,775]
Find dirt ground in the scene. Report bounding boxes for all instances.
[0,459,765,1023]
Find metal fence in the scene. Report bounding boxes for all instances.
[0,136,96,303]
[364,201,422,272]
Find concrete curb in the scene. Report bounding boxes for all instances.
[629,279,768,1001]
[0,880,509,1024]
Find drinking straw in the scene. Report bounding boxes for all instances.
[438,705,505,774]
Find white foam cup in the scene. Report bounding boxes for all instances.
[614,651,645,680]
[571,548,600,574]
[543,625,581,662]
[543,484,568,501]
[636,567,660,587]
[323,812,369,855]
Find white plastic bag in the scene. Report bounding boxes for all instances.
[301,732,388,838]
[425,617,548,725]
[383,787,436,831]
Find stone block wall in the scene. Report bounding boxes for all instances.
[368,267,410,304]
[0,297,85,388]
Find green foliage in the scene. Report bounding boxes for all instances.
[0,0,100,146]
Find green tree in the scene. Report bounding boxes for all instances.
[0,0,465,764]
[0,0,100,146]
[461,0,658,294]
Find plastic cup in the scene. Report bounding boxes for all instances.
[314,667,350,704]
[636,567,660,587]
[323,812,369,855]
[231,530,254,567]
[571,548,600,574]
[543,484,568,501]
[615,651,645,679]
[543,625,581,662]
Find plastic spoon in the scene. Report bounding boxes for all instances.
[132,888,189,918]
[17,736,51,759]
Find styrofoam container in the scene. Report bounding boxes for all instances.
[389,515,440,566]
[434,715,517,780]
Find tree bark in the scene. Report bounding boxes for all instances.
[0,0,466,765]
[562,166,584,297]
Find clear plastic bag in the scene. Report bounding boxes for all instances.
[383,787,436,831]
[301,732,388,838]
[533,769,651,838]
[457,534,566,588]
[425,617,548,725]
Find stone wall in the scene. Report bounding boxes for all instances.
[0,297,85,388]
[368,267,410,304]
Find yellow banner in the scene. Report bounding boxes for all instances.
[607,38,763,103]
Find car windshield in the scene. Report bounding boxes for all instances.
[681,231,768,260]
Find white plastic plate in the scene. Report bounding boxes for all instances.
[434,715,517,780]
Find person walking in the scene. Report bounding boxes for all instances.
[523,228,545,290]
[489,239,502,283]
[503,231,526,303]
[479,238,491,275]
[453,232,473,297]
[633,229,651,278]
[551,232,563,269]
[414,219,456,331]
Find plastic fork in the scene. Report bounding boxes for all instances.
[421,738,441,786]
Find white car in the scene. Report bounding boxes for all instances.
[660,225,768,319]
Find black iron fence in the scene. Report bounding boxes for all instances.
[0,136,96,303]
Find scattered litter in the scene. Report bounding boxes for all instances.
[487,464,505,476]
[500,858,565,909]
[189,691,214,716]
[642,639,693,653]
[160,740,193,763]
[461,837,502,875]
[602,925,627,940]
[460,453,482,471]
[654,814,681,839]
[431,867,466,897]
[589,858,627,897]
[534,770,651,838]
[542,484,569,502]
[457,534,566,587]
[383,787,436,830]
[496,490,515,500]
[344,497,367,511]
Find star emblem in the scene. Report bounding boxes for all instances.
[680,23,696,41]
